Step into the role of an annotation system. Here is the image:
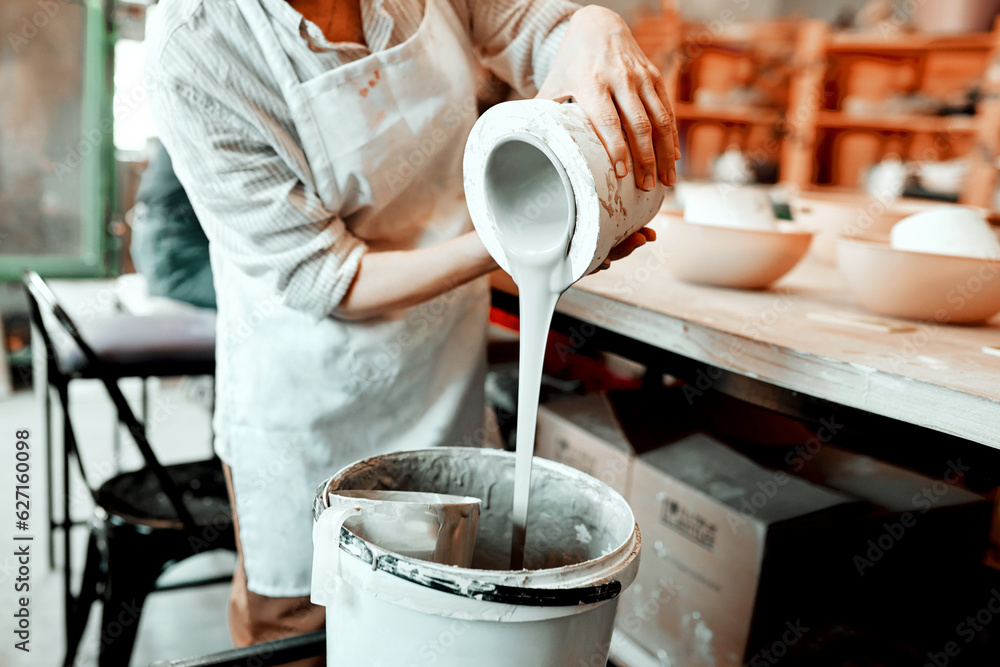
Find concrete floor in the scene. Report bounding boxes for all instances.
[0,377,236,667]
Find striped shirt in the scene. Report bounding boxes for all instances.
[145,0,578,318]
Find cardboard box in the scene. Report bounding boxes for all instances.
[775,445,993,646]
[533,390,691,497]
[618,432,856,667]
[535,391,992,660]
[534,393,636,496]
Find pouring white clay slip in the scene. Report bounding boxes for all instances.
[484,134,576,569]
[465,100,666,568]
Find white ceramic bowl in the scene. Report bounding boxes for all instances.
[789,194,911,266]
[837,236,1000,324]
[890,206,1000,260]
[661,213,814,289]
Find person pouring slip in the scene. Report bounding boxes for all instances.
[145,0,679,659]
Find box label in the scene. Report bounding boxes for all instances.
[660,496,718,552]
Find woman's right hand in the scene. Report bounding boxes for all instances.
[536,5,680,191]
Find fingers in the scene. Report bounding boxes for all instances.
[576,84,632,181]
[647,72,680,159]
[638,80,676,187]
[590,259,612,275]
[607,231,648,262]
[590,228,657,275]
[572,40,680,190]
[615,87,658,191]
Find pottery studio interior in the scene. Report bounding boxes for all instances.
[8,0,1000,665]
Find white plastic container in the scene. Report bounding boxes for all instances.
[312,447,641,667]
[464,100,667,286]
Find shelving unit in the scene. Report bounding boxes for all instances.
[814,110,979,134]
[631,11,800,182]
[782,19,1000,204]
[824,31,997,54]
[673,102,783,126]
[630,12,1000,204]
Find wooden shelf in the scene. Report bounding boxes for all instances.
[815,110,979,134]
[780,19,1000,205]
[630,12,1000,202]
[674,102,782,126]
[827,31,996,54]
[793,185,964,211]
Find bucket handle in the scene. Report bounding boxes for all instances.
[377,554,623,607]
[335,527,622,607]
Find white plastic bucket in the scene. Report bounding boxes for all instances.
[312,447,641,667]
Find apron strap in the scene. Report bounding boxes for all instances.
[234,0,306,97]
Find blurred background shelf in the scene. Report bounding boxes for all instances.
[632,12,798,183]
[783,18,1000,205]
[826,32,997,53]
[673,102,783,125]
[814,110,979,134]
[631,8,1000,206]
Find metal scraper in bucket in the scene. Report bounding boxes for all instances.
[311,488,482,605]
[328,489,481,563]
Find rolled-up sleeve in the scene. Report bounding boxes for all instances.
[462,0,579,97]
[148,73,366,321]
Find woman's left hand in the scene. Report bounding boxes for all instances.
[537,5,679,192]
[592,227,656,273]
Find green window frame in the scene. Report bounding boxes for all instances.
[0,0,115,281]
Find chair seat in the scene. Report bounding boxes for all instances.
[55,311,216,379]
[96,460,230,528]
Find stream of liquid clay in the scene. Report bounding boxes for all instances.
[507,246,570,569]
[499,206,574,569]
[486,134,578,569]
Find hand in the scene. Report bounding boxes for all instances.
[592,227,656,273]
[537,5,680,191]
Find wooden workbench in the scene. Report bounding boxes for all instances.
[511,216,1000,449]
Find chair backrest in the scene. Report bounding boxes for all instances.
[21,271,198,529]
[21,270,79,385]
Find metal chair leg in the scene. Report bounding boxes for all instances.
[64,528,102,667]
[57,381,73,636]
[112,407,121,476]
[46,383,55,570]
[97,530,161,667]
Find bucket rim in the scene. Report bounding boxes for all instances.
[327,489,483,508]
[314,447,640,607]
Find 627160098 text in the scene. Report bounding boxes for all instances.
[13,429,32,653]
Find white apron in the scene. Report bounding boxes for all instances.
[223,0,489,597]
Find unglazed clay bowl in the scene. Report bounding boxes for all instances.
[837,236,1000,324]
[789,194,910,266]
[661,213,814,289]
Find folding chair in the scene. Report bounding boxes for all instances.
[22,271,234,667]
